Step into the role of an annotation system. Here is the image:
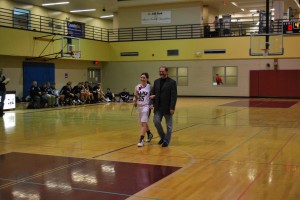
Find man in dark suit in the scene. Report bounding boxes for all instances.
[151,66,177,147]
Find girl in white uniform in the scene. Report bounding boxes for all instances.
[133,72,153,147]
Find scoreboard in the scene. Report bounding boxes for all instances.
[283,21,300,34]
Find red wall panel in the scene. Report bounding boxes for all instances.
[286,70,298,97]
[250,71,259,96]
[277,70,289,97]
[250,70,300,98]
[258,70,277,97]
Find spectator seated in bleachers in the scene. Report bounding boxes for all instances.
[118,88,131,102]
[92,83,106,102]
[50,82,61,106]
[72,82,84,104]
[105,88,115,102]
[27,81,42,109]
[83,81,94,104]
[41,82,56,107]
[59,81,74,105]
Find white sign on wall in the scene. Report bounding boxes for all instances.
[141,11,171,24]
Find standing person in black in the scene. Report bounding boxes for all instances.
[0,68,10,117]
[213,16,220,37]
[151,66,177,147]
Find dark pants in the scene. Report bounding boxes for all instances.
[0,91,6,116]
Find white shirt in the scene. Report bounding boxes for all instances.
[135,83,151,106]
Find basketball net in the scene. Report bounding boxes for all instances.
[71,51,81,59]
[261,49,269,57]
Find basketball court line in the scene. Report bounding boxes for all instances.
[92,144,138,158]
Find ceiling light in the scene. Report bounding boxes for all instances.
[100,15,114,19]
[249,9,257,13]
[231,2,238,7]
[70,9,96,13]
[42,2,69,6]
[241,8,244,11]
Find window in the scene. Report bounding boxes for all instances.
[13,8,30,29]
[168,67,188,86]
[212,66,237,86]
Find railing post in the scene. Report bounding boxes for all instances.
[64,21,66,35]
[99,27,101,41]
[146,27,148,40]
[51,18,54,34]
[92,26,94,40]
[106,29,108,42]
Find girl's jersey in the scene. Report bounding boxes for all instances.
[135,83,151,106]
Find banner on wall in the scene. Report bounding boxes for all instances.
[141,11,171,24]
[67,21,85,37]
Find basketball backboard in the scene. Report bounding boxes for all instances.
[61,36,81,58]
[250,33,283,56]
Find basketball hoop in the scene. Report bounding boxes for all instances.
[71,51,81,59]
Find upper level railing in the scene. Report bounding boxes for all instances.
[0,7,285,42]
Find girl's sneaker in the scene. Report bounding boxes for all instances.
[137,139,144,147]
[146,133,153,142]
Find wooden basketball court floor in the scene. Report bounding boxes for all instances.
[1,97,300,200]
